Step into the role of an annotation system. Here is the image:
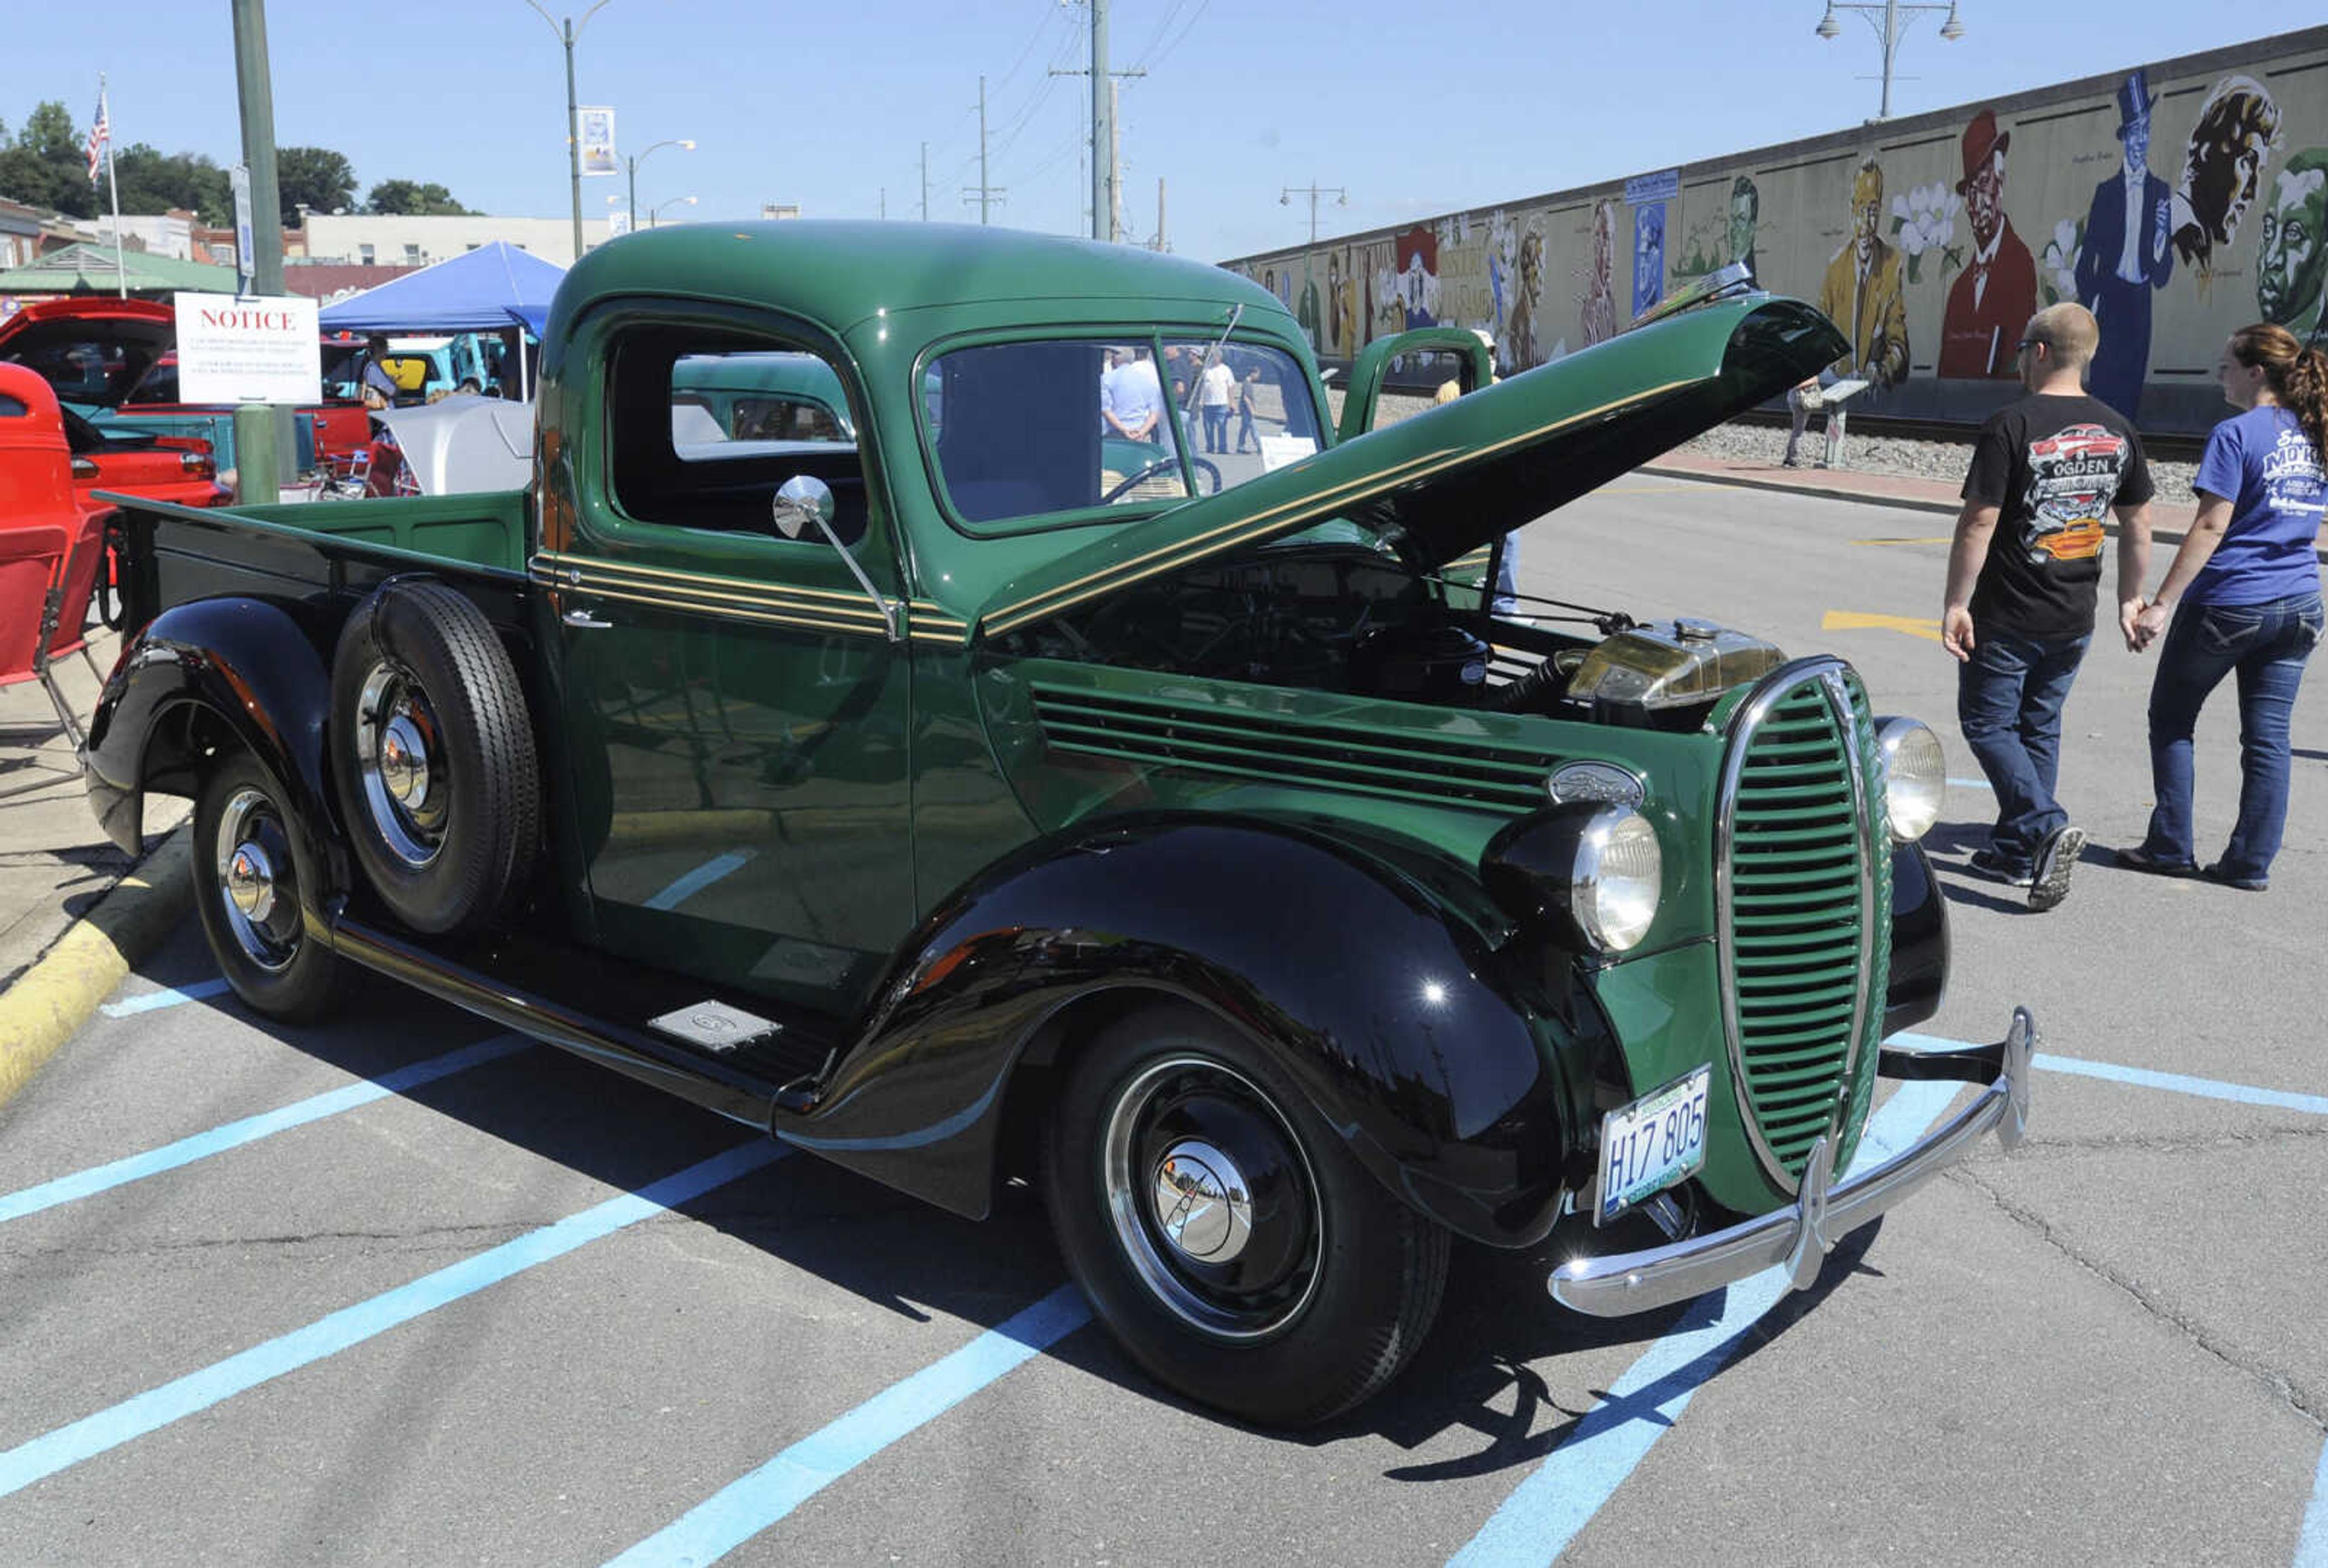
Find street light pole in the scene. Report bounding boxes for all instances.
[1815,0,1965,121]
[1279,182,1348,246]
[650,195,697,229]
[524,0,611,259]
[626,137,694,235]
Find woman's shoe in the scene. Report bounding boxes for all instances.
[2113,845,2199,878]
[2201,862,2269,892]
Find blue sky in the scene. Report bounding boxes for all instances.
[0,3,2285,263]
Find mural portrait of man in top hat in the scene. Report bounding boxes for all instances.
[2256,148,2328,342]
[2075,69,2176,422]
[1939,107,2038,378]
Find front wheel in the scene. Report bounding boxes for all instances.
[191,753,340,1023]
[1043,1004,1447,1426]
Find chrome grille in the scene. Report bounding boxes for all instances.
[1716,660,1880,1189]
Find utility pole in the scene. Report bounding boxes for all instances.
[524,1,612,261]
[920,141,928,221]
[230,0,290,496]
[1152,176,1167,253]
[1280,181,1348,245]
[878,187,885,220]
[1108,79,1122,243]
[962,75,1005,223]
[1052,5,1143,242]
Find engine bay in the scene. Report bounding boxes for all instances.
[1010,542,1788,730]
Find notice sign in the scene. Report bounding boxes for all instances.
[172,293,322,406]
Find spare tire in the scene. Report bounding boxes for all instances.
[329,579,540,935]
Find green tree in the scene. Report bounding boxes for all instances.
[112,144,233,225]
[365,179,475,216]
[274,145,356,222]
[0,101,99,218]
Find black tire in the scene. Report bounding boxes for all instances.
[329,581,539,936]
[1042,1004,1448,1427]
[191,752,339,1023]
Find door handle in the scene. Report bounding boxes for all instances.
[563,607,614,630]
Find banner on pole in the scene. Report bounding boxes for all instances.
[578,107,617,175]
[173,293,321,406]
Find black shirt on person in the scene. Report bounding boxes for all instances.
[1960,392,2154,641]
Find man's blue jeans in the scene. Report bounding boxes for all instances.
[2140,590,2324,880]
[1958,630,2091,869]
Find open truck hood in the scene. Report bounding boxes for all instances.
[975,293,1846,641]
[0,297,175,412]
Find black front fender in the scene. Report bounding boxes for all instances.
[85,597,339,888]
[1885,840,1949,1037]
[789,816,1604,1248]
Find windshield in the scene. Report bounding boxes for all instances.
[923,334,1323,531]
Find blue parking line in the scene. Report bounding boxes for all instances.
[2297,1435,2328,1568]
[0,1140,788,1499]
[643,851,755,912]
[0,1034,533,1226]
[603,1283,1091,1567]
[1892,1033,2328,1118]
[1447,1078,1961,1568]
[99,978,232,1017]
[1946,776,1992,792]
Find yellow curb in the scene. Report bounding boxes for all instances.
[0,827,193,1113]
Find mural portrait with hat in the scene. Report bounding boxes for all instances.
[1817,157,1909,390]
[2076,68,2176,421]
[2171,73,2283,273]
[1940,107,2038,378]
[2256,148,2328,342]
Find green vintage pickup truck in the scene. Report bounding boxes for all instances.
[88,223,2031,1427]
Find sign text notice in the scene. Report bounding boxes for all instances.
[172,292,322,406]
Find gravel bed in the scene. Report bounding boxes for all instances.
[1679,420,2199,510]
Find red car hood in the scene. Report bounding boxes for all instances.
[0,297,175,411]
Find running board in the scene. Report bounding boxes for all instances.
[330,915,836,1129]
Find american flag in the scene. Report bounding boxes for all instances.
[85,88,109,187]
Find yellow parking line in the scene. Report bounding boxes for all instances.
[1822,610,1942,642]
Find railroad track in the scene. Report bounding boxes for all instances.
[1729,405,2207,463]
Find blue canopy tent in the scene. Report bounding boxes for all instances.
[318,242,564,333]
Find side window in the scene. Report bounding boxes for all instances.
[607,327,868,545]
[1363,346,1478,434]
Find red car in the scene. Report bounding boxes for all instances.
[0,297,370,470]
[60,402,227,511]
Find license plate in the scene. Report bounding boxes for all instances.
[1596,1065,1711,1225]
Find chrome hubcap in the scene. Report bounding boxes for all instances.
[379,715,430,806]
[356,662,449,869]
[1150,1139,1253,1263]
[226,842,276,922]
[213,786,299,973]
[1101,1053,1322,1341]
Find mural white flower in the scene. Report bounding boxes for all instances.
[2039,217,2084,305]
[1888,182,1963,284]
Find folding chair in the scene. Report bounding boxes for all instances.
[0,522,82,796]
[47,509,109,688]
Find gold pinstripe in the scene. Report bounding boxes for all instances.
[535,551,880,610]
[977,376,1699,638]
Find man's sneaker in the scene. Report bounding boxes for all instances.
[2027,825,2086,912]
[2201,861,2269,892]
[2113,844,2198,878]
[1967,847,2033,887]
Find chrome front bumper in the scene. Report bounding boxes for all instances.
[1550,1006,2035,1318]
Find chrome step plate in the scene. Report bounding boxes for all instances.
[648,1000,782,1053]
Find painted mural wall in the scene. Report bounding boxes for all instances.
[1225,28,2328,436]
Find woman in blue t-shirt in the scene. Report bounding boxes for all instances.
[2120,324,2328,890]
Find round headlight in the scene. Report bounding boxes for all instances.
[1877,718,1946,842]
[1576,807,1664,952]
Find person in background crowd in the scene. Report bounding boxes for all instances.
[1198,350,1234,455]
[1235,363,1262,454]
[1942,302,2155,912]
[2119,323,2328,891]
[360,334,397,409]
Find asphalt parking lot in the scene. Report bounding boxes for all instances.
[1,475,2322,1566]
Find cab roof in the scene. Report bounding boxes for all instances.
[550,221,1285,344]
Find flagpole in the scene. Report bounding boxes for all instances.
[100,76,124,298]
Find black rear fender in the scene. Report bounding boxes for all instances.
[795,816,1599,1248]
[86,596,343,898]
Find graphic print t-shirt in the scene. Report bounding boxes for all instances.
[1961,393,2154,638]
[2186,406,2327,606]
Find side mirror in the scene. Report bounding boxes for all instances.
[769,473,835,540]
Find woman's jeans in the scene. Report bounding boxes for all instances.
[2141,590,2325,879]
[1958,630,2091,868]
